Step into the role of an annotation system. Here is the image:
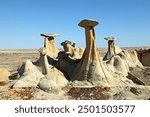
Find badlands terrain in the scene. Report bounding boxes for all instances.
[0,47,150,100]
[0,19,150,100]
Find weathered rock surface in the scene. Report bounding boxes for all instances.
[106,55,129,76]
[0,68,10,81]
[103,37,120,60]
[71,19,108,85]
[1,19,150,100]
[61,40,84,59]
[35,47,68,91]
[70,19,134,87]
[41,33,59,58]
[13,59,45,88]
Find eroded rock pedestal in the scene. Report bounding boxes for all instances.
[103,37,122,60]
[8,19,150,100]
[41,33,59,58]
[71,19,111,85]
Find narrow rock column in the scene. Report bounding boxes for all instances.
[71,19,109,85]
[104,37,116,60]
[38,47,49,75]
[41,33,59,58]
[103,37,116,60]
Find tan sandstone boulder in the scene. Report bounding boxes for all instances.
[0,68,10,81]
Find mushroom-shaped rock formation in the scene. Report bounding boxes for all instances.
[0,68,10,81]
[103,37,122,61]
[70,19,135,87]
[61,40,84,59]
[13,59,45,88]
[70,19,113,85]
[102,37,129,76]
[41,33,59,58]
[103,36,142,76]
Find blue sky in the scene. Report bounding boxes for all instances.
[0,0,150,49]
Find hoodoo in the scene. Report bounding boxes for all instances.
[103,37,122,61]
[41,33,59,58]
[70,19,110,85]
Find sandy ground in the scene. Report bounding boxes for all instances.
[0,49,39,74]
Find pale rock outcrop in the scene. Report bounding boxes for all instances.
[13,40,68,89]
[61,40,84,59]
[0,68,10,81]
[70,19,134,87]
[41,33,59,58]
[118,50,143,68]
[13,59,45,88]
[103,37,142,76]
[35,47,68,91]
[103,37,122,60]
[71,19,107,84]
[106,55,129,76]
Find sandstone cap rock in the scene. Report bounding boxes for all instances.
[78,19,99,27]
[41,33,59,38]
[61,40,72,45]
[104,36,116,41]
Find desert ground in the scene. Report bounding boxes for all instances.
[0,46,150,100]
